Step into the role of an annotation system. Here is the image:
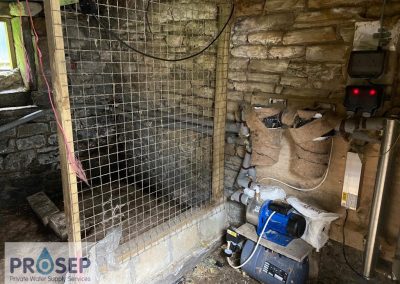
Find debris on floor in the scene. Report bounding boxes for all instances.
[182,241,394,284]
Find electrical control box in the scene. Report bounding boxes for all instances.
[344,85,384,116]
[347,50,386,78]
[341,152,362,210]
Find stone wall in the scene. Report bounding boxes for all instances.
[0,13,62,210]
[224,0,400,221]
[60,1,219,211]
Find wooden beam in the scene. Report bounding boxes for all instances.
[212,4,232,202]
[43,0,81,242]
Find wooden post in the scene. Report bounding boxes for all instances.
[44,0,81,242]
[212,4,232,202]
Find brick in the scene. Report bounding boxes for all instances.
[234,13,295,33]
[265,0,305,12]
[37,151,59,165]
[165,35,183,47]
[193,86,215,99]
[339,25,355,43]
[282,87,329,97]
[251,93,273,105]
[247,72,281,83]
[249,59,289,73]
[153,3,217,23]
[248,31,283,45]
[228,71,246,81]
[268,46,305,59]
[4,150,35,171]
[17,123,49,137]
[234,82,275,93]
[16,135,46,150]
[235,0,265,17]
[1,128,16,138]
[227,90,245,101]
[231,33,248,46]
[306,45,349,62]
[294,8,364,28]
[0,139,15,154]
[280,76,309,88]
[48,134,58,146]
[231,45,269,58]
[283,27,337,45]
[229,58,249,70]
[287,62,343,80]
[308,0,376,9]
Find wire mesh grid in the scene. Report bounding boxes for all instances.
[57,0,232,250]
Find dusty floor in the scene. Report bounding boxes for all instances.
[182,241,394,284]
[0,206,395,284]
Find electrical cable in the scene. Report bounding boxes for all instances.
[91,2,234,62]
[342,209,367,279]
[25,0,89,186]
[257,138,334,192]
[227,211,276,269]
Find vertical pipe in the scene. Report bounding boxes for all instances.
[363,119,400,278]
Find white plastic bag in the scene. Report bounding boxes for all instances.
[246,184,287,201]
[260,185,286,201]
[287,196,339,251]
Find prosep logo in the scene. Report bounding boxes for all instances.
[36,248,54,275]
[9,247,91,275]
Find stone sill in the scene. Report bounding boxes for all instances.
[0,88,33,108]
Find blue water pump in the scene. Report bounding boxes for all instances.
[257,200,306,246]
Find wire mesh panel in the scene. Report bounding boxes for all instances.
[58,0,232,248]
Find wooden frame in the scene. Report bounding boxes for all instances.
[44,0,81,242]
[45,0,233,243]
[212,4,232,202]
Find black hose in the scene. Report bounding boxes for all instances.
[92,2,234,62]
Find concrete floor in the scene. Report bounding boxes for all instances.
[182,241,394,284]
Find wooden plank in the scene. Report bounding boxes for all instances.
[43,0,81,242]
[212,4,232,202]
[236,223,313,262]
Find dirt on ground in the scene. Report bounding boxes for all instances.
[182,241,395,284]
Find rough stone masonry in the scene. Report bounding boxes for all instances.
[224,0,400,222]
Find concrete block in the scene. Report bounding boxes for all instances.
[133,239,172,284]
[27,191,60,226]
[171,224,200,261]
[48,212,68,240]
[198,208,228,242]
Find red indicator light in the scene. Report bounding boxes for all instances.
[352,88,360,95]
[369,89,377,96]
